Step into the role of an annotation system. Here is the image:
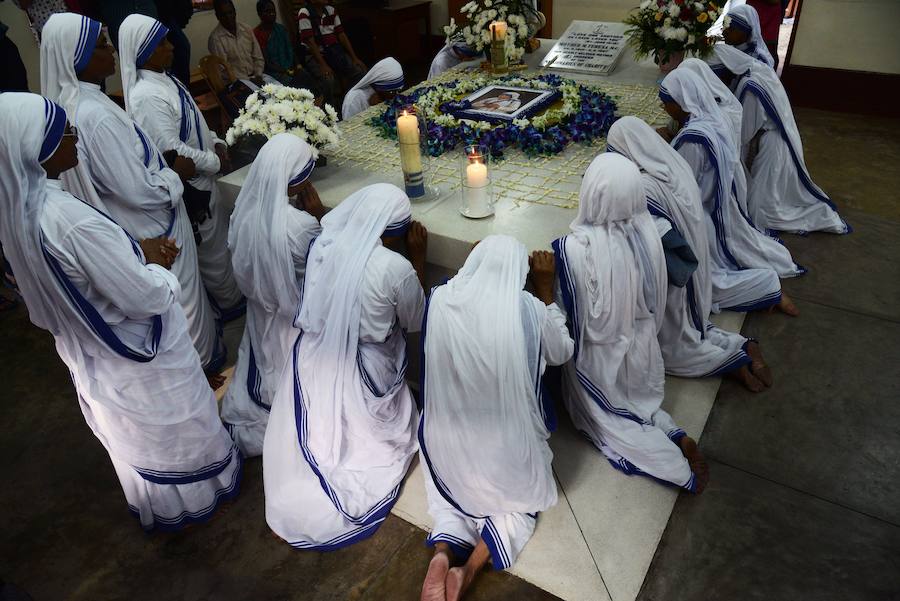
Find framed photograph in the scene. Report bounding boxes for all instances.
[452,85,561,123]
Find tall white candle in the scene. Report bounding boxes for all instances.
[491,21,508,40]
[397,110,424,196]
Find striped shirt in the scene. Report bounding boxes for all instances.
[297,4,343,48]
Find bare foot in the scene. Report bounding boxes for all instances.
[421,552,450,601]
[679,436,710,494]
[206,372,226,390]
[745,341,773,387]
[445,567,468,601]
[729,364,766,393]
[770,292,799,317]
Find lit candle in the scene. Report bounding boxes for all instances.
[397,110,424,197]
[464,154,491,217]
[491,21,508,41]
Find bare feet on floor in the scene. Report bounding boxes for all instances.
[730,364,766,393]
[771,292,799,317]
[679,436,710,494]
[206,372,226,390]
[445,566,472,601]
[421,551,449,601]
[745,341,773,387]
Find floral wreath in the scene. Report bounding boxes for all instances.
[367,73,618,159]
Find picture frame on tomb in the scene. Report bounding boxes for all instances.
[451,85,561,123]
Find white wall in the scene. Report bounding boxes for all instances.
[551,0,633,37]
[790,0,900,74]
[0,0,284,93]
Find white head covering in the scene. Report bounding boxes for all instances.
[678,58,743,149]
[607,116,712,324]
[118,14,170,111]
[661,68,741,217]
[342,57,405,119]
[228,133,315,313]
[564,153,667,344]
[40,13,103,123]
[292,183,412,516]
[726,4,774,67]
[420,235,557,518]
[0,93,79,335]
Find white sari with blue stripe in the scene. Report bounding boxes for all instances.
[263,184,423,549]
[607,117,751,378]
[418,235,573,570]
[713,45,850,235]
[555,154,696,492]
[341,57,405,120]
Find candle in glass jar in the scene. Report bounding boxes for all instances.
[464,155,491,217]
[491,21,508,40]
[397,110,424,196]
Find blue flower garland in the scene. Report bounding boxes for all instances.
[367,74,619,160]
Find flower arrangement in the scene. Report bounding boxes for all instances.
[443,0,541,63]
[225,84,339,157]
[624,0,721,65]
[368,73,618,159]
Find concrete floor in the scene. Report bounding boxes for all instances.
[2,107,899,600]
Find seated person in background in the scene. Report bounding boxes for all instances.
[710,45,850,235]
[263,184,427,551]
[607,116,773,393]
[418,236,573,601]
[721,4,775,68]
[428,41,483,80]
[208,0,265,84]
[554,153,709,495]
[297,0,366,90]
[223,134,324,458]
[254,0,314,88]
[119,14,246,320]
[341,57,404,120]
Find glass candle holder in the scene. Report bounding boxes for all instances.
[396,104,429,199]
[459,144,494,219]
[490,21,509,75]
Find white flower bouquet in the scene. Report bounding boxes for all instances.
[624,0,721,66]
[225,84,339,158]
[443,0,542,63]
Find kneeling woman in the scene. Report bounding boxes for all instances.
[0,93,240,531]
[341,57,405,120]
[555,153,709,494]
[222,134,325,457]
[711,45,850,235]
[264,184,428,549]
[418,236,574,601]
[660,68,801,314]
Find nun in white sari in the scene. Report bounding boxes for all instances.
[0,93,240,532]
[608,117,773,391]
[711,45,850,235]
[722,4,775,68]
[554,153,707,493]
[428,42,483,80]
[418,235,572,596]
[119,14,245,318]
[660,68,803,314]
[264,184,424,549]
[222,135,321,457]
[40,13,226,371]
[341,57,405,120]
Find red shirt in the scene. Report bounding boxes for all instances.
[747,0,783,42]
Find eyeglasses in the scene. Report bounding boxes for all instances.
[63,127,79,141]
